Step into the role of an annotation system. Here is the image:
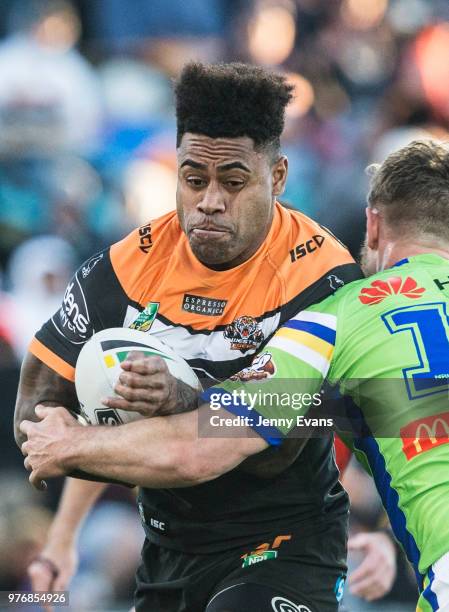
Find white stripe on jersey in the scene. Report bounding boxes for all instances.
[122,308,281,363]
[268,335,330,377]
[291,310,337,330]
[430,551,449,608]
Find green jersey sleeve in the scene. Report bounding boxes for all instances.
[200,294,342,445]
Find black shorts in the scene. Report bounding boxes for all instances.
[134,515,347,612]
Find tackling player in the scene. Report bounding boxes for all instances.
[16,62,362,612]
[209,139,449,611]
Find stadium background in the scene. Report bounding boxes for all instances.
[0,0,448,609]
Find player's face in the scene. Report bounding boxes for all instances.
[360,236,377,275]
[176,133,288,270]
[360,206,382,275]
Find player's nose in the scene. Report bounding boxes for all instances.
[197,183,226,214]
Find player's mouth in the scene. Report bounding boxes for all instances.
[190,225,232,240]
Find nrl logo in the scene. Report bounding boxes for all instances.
[224,315,264,353]
[130,302,159,332]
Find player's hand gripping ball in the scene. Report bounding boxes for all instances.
[75,328,201,425]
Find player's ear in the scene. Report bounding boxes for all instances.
[272,156,288,196]
[366,206,379,250]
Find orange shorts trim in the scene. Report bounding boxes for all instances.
[29,337,75,382]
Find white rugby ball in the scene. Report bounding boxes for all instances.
[75,327,201,425]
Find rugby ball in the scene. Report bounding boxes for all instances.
[75,327,201,425]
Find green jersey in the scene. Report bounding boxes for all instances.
[214,254,449,577]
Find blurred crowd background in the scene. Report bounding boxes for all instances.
[1,0,448,609]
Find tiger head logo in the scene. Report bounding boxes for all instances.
[224,315,264,352]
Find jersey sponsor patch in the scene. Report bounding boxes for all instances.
[359,276,425,305]
[182,294,227,316]
[53,274,92,344]
[224,316,264,352]
[400,411,449,460]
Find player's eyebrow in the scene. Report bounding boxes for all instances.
[217,161,250,172]
[180,160,250,172]
[180,159,207,170]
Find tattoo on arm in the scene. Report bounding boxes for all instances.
[14,353,78,446]
[15,353,134,487]
[173,380,200,414]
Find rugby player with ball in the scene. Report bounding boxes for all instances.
[16,62,363,612]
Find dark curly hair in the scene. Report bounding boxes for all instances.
[175,62,294,157]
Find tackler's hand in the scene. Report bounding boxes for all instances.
[348,531,397,601]
[20,406,79,489]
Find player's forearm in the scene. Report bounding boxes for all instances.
[63,415,197,487]
[15,353,78,446]
[63,409,266,488]
[48,478,108,544]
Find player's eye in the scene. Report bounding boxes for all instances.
[186,177,207,188]
[225,179,245,189]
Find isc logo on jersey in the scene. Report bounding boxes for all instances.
[75,327,201,425]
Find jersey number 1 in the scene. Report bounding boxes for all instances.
[382,302,449,399]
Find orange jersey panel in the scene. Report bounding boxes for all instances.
[110,203,356,329]
[30,203,361,383]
